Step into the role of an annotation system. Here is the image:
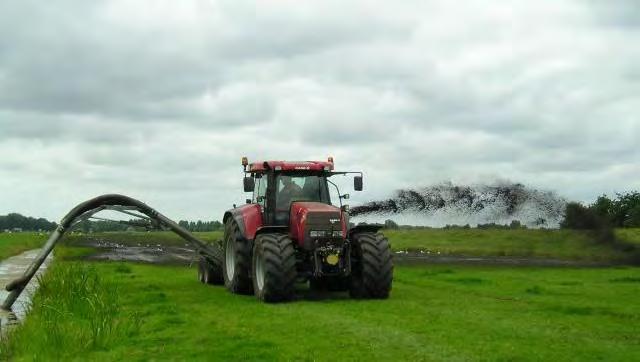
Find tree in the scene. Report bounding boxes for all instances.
[589,191,640,228]
[509,220,522,229]
[0,213,57,231]
[617,192,640,227]
[561,202,605,230]
[384,219,399,229]
[624,205,640,227]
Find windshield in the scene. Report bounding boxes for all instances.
[275,174,331,211]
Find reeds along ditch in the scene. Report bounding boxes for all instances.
[0,262,141,359]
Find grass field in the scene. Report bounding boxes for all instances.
[616,228,640,245]
[1,230,639,360]
[62,227,640,262]
[2,256,639,360]
[385,228,633,261]
[0,232,47,260]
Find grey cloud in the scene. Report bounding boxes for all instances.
[0,0,638,222]
[0,1,409,122]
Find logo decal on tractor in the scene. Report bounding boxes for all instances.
[329,218,340,223]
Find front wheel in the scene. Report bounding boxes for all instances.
[252,233,297,303]
[223,220,253,294]
[349,232,393,299]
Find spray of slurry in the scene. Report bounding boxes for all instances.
[350,181,567,227]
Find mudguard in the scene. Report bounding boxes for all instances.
[223,204,263,240]
[255,225,289,237]
[348,223,384,239]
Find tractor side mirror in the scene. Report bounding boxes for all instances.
[354,176,363,191]
[243,177,255,192]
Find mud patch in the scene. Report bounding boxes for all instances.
[77,237,621,268]
[393,251,617,267]
[78,239,197,265]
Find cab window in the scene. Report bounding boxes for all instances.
[253,175,268,208]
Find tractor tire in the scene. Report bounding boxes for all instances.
[252,233,297,303]
[349,232,393,299]
[199,256,224,285]
[223,219,253,294]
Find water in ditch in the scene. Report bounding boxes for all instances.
[0,249,53,329]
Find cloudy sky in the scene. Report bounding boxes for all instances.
[0,0,638,223]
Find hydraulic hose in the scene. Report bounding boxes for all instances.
[2,194,221,311]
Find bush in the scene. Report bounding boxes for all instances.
[590,192,640,228]
[561,202,615,244]
[561,203,603,230]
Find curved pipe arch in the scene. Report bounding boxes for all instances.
[2,194,222,310]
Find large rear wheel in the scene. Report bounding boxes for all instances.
[252,233,297,302]
[349,232,393,299]
[223,219,253,294]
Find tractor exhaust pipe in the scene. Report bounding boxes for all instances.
[2,194,222,311]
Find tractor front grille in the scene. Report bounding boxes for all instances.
[306,211,341,231]
[302,211,342,249]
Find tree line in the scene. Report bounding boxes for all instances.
[177,220,223,232]
[562,191,640,229]
[0,213,224,233]
[0,213,57,231]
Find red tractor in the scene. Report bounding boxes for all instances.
[198,157,393,302]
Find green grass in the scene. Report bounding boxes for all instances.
[1,262,141,360]
[0,232,48,260]
[385,228,631,261]
[64,228,636,262]
[616,228,640,245]
[3,252,639,361]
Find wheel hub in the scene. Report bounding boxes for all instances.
[255,251,265,291]
[225,237,236,278]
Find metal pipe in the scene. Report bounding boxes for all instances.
[2,194,222,311]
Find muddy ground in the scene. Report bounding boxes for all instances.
[79,239,198,265]
[76,237,617,267]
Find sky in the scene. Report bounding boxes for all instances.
[0,0,638,224]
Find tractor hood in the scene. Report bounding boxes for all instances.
[290,202,346,249]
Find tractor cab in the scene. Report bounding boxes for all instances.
[242,158,359,228]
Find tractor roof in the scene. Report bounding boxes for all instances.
[248,160,334,173]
